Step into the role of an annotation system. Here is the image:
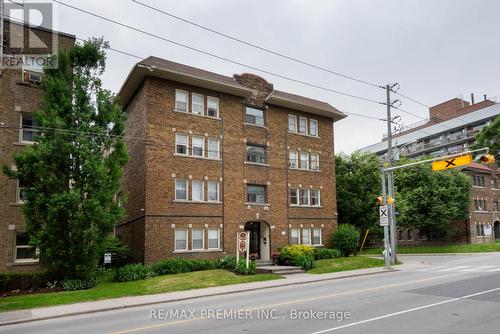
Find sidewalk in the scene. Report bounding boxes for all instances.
[0,266,397,326]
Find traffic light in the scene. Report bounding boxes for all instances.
[376,196,383,205]
[478,154,495,164]
[387,196,395,205]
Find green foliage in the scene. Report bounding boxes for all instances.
[95,267,117,284]
[117,263,149,282]
[0,271,54,292]
[335,152,382,235]
[313,248,342,260]
[2,38,128,280]
[150,258,192,275]
[234,260,256,275]
[188,259,216,271]
[472,115,500,161]
[394,162,471,239]
[279,245,316,269]
[100,236,132,267]
[62,278,97,291]
[216,255,237,269]
[331,224,361,257]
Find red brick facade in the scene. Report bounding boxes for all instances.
[117,60,344,265]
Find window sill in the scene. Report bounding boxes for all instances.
[289,167,321,172]
[173,249,223,254]
[244,202,271,207]
[243,122,267,129]
[9,202,23,206]
[288,131,319,139]
[13,141,34,146]
[173,109,221,120]
[244,161,269,167]
[290,205,323,208]
[173,153,221,161]
[174,200,222,204]
[12,259,39,265]
[472,186,486,189]
[472,211,489,213]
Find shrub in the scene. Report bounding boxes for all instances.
[279,245,315,265]
[216,255,237,270]
[62,277,97,291]
[188,259,216,271]
[0,271,54,292]
[95,267,117,284]
[331,224,360,257]
[117,263,149,282]
[100,236,132,267]
[314,248,342,260]
[234,260,256,275]
[293,254,315,270]
[150,258,192,276]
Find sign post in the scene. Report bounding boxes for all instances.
[236,231,249,269]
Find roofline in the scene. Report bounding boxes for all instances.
[265,92,347,121]
[118,61,254,108]
[4,17,76,40]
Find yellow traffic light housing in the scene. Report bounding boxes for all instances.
[387,196,395,205]
[479,154,495,164]
[376,196,383,205]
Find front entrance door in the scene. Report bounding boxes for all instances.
[495,221,500,239]
[244,222,260,259]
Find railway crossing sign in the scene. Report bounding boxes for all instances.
[431,154,472,171]
[379,205,389,226]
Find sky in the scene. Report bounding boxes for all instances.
[16,0,500,153]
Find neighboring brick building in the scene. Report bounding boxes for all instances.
[0,19,75,272]
[359,97,500,244]
[117,57,346,264]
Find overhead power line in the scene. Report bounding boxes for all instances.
[52,0,385,106]
[130,0,382,89]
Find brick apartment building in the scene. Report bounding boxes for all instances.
[360,97,500,244]
[117,57,346,264]
[0,19,75,271]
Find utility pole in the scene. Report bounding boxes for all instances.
[385,83,399,265]
[1,0,4,67]
[381,167,391,270]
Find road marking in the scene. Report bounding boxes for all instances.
[308,286,500,334]
[416,265,500,272]
[109,272,465,334]
[438,266,471,271]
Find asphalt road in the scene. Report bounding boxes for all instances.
[2,253,500,334]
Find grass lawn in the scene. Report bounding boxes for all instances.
[0,270,279,313]
[362,241,500,255]
[307,256,385,274]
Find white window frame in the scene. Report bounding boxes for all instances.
[191,228,204,250]
[20,114,39,144]
[175,133,189,155]
[299,188,310,206]
[17,180,26,203]
[245,107,265,126]
[290,228,300,245]
[175,178,189,200]
[14,231,39,262]
[312,228,322,245]
[191,179,204,202]
[302,228,311,245]
[288,115,297,132]
[309,119,318,137]
[207,138,220,159]
[310,189,321,206]
[191,93,204,115]
[191,136,205,157]
[290,188,298,205]
[207,96,219,118]
[207,180,219,202]
[174,229,188,251]
[289,150,297,169]
[208,228,220,249]
[175,89,188,112]
[300,151,309,170]
[298,117,308,134]
[310,153,320,171]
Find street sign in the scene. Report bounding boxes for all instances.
[379,205,389,226]
[431,154,472,171]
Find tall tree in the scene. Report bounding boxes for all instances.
[472,115,500,161]
[394,163,470,239]
[4,38,128,280]
[335,152,381,233]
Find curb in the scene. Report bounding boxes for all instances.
[0,268,397,326]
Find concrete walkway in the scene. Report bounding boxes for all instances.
[0,266,399,326]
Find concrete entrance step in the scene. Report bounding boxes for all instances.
[256,265,305,275]
[255,260,273,266]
